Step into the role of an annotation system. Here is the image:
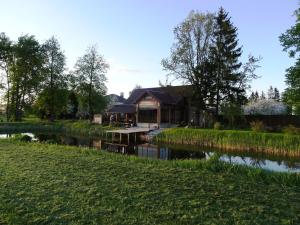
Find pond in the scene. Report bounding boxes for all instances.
[1,132,300,173]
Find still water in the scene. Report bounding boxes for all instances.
[1,132,300,173]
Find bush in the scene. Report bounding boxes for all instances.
[283,125,300,135]
[250,121,265,132]
[213,122,222,130]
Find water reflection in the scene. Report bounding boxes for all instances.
[1,132,300,173]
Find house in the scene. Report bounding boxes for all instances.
[108,85,199,128]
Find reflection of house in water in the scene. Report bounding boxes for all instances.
[137,144,207,160]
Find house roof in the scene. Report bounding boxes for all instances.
[107,104,136,114]
[126,85,193,105]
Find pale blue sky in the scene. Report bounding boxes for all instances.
[0,0,298,97]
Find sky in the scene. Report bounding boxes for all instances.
[0,0,298,98]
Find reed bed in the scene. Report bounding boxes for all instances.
[0,122,64,134]
[0,121,113,138]
[154,128,300,157]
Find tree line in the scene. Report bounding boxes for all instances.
[162,5,300,120]
[0,34,109,122]
[162,8,261,123]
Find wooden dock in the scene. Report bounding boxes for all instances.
[106,127,152,144]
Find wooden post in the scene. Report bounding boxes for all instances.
[136,104,139,124]
[119,133,122,143]
[128,134,130,145]
[157,103,161,128]
[169,107,171,124]
[135,133,137,143]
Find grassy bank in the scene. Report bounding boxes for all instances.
[0,139,299,224]
[154,128,300,157]
[0,120,112,138]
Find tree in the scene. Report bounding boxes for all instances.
[40,36,66,121]
[74,45,109,122]
[162,9,260,124]
[162,11,215,123]
[274,88,280,101]
[10,35,44,121]
[0,33,13,121]
[260,91,266,100]
[248,91,257,102]
[267,86,274,99]
[210,7,243,115]
[279,7,300,114]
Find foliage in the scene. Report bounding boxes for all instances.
[0,33,13,121]
[154,128,300,157]
[8,35,44,121]
[40,36,66,121]
[280,7,300,115]
[267,86,280,101]
[34,88,69,119]
[250,120,265,132]
[211,8,244,114]
[161,10,215,117]
[162,9,260,121]
[282,124,300,135]
[213,121,222,130]
[0,140,299,224]
[73,45,109,122]
[243,99,287,115]
[220,102,243,127]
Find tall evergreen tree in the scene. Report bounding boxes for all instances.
[211,7,243,115]
[274,88,280,101]
[267,86,274,99]
[260,91,266,100]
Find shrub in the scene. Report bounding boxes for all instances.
[214,122,222,130]
[250,121,265,132]
[283,125,300,135]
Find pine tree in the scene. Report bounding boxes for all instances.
[267,86,274,99]
[211,7,243,115]
[274,88,280,101]
[255,91,259,101]
[249,92,256,102]
[261,91,266,100]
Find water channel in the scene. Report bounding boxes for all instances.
[1,132,300,173]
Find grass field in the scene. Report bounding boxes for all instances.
[0,139,299,224]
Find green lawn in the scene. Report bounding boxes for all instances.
[0,140,300,225]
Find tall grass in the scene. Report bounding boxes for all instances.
[154,128,300,157]
[0,120,113,138]
[0,121,64,133]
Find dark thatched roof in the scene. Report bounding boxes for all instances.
[108,104,136,114]
[126,85,193,105]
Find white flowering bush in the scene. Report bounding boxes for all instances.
[243,99,287,115]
